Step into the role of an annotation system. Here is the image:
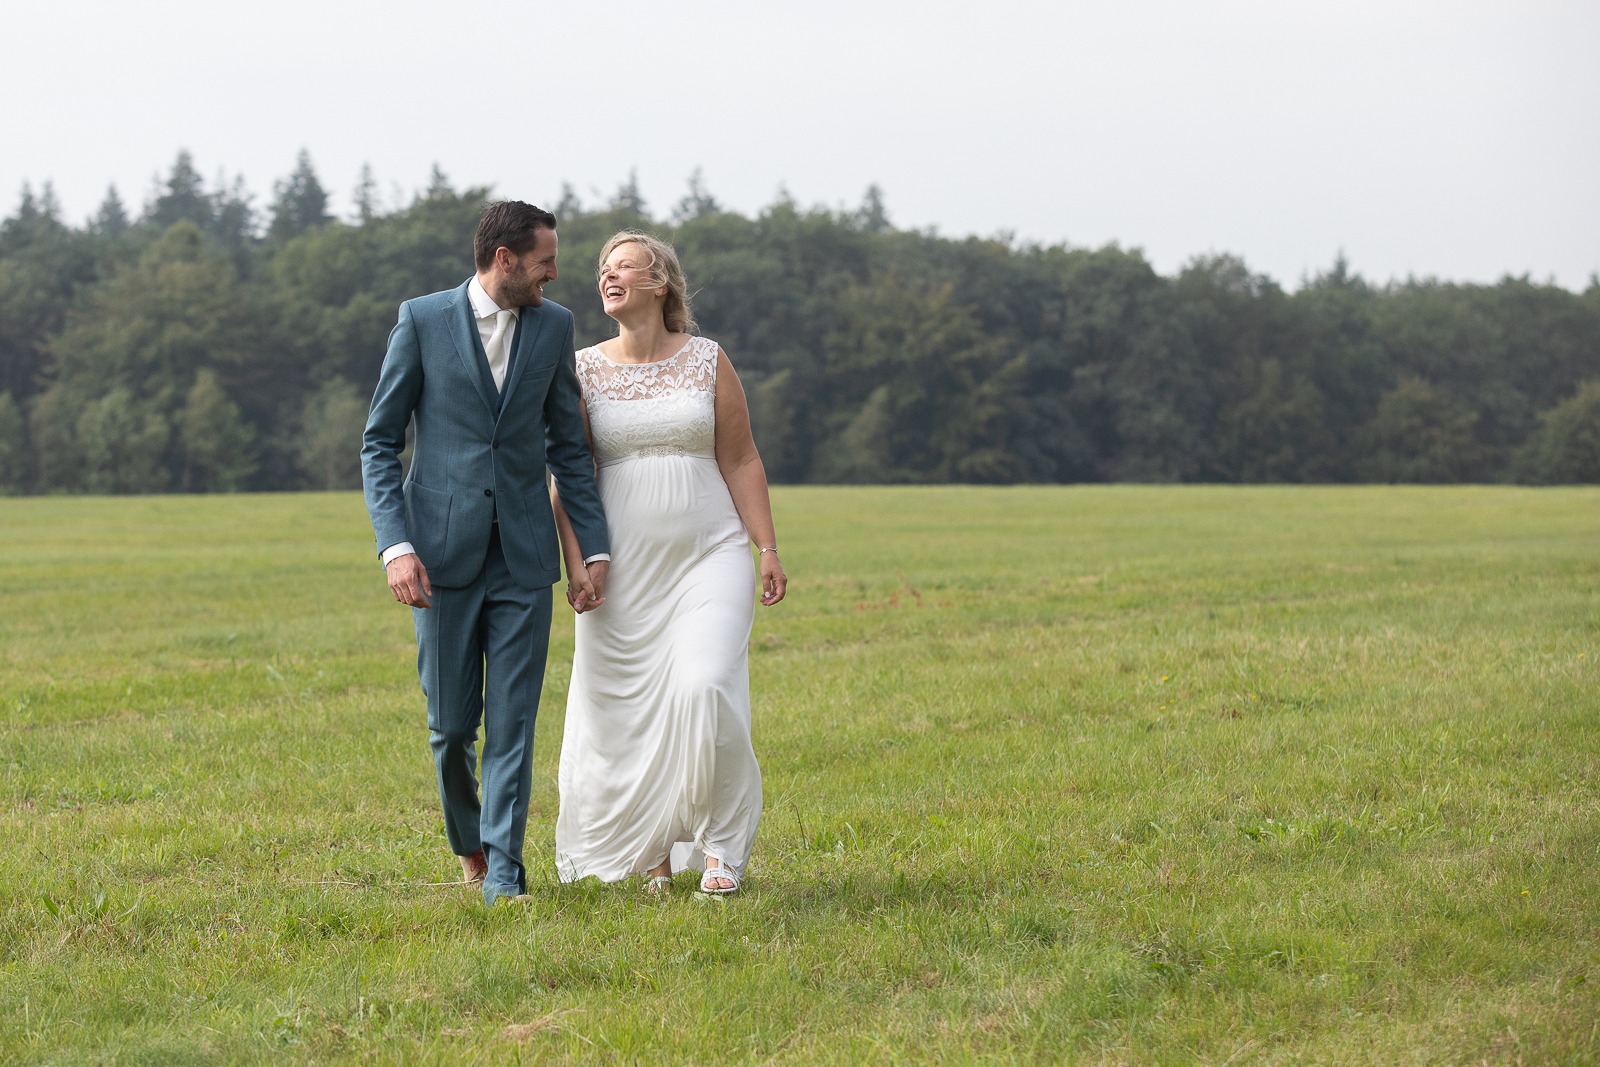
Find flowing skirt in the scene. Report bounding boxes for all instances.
[555,452,761,881]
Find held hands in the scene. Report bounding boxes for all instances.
[759,550,787,606]
[386,553,433,608]
[566,559,609,613]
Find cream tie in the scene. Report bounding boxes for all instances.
[485,309,514,391]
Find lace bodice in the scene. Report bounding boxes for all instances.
[577,336,719,466]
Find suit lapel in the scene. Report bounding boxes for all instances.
[446,282,497,417]
[496,302,547,418]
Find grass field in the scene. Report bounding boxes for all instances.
[2,485,1597,1065]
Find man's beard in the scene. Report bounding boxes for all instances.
[509,268,543,307]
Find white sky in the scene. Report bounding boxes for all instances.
[4,0,1597,289]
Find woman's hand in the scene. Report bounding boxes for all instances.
[759,550,787,606]
[565,559,608,613]
[564,553,594,613]
[579,560,608,612]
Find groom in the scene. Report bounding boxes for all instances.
[361,200,610,904]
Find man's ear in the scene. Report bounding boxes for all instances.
[493,245,515,272]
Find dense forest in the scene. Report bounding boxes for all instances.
[1,150,1597,494]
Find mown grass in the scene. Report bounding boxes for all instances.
[2,485,1596,1065]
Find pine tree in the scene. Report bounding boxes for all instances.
[857,184,890,234]
[425,164,452,200]
[673,169,720,222]
[610,170,648,218]
[269,149,332,244]
[92,186,130,238]
[146,150,214,231]
[352,163,379,223]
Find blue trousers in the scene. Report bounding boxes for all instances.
[412,526,553,903]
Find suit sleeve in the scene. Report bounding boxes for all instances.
[543,315,610,558]
[361,301,423,557]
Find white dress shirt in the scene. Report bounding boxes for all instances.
[466,274,519,374]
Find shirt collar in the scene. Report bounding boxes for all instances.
[467,275,520,320]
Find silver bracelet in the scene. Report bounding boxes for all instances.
[758,546,779,555]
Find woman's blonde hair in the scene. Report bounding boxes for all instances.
[597,230,697,334]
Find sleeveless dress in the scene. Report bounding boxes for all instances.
[554,336,763,882]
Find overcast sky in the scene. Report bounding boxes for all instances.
[5,0,1596,290]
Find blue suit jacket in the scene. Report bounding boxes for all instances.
[361,280,608,589]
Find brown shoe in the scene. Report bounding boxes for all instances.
[459,848,487,885]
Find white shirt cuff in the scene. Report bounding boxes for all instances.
[583,553,611,564]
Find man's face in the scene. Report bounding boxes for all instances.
[505,227,559,307]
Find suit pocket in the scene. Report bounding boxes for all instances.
[506,364,555,412]
[404,480,452,568]
[515,363,555,392]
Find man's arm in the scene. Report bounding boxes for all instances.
[362,302,431,607]
[543,315,610,562]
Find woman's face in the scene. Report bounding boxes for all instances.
[597,242,663,319]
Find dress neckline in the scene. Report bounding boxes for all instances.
[590,337,696,367]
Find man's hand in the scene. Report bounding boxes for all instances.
[386,552,433,608]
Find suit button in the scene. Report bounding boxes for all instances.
[492,440,500,449]
[484,489,494,497]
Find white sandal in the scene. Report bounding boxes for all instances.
[700,862,740,896]
[643,874,672,897]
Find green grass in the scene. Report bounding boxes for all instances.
[2,486,1597,1065]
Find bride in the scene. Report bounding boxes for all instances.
[551,230,787,895]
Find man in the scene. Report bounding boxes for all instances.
[361,201,610,904]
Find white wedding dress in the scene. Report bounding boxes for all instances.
[555,336,762,883]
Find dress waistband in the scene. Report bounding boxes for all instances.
[599,445,715,467]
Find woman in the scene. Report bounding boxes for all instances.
[551,230,786,895]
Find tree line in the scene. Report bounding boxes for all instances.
[1,150,1597,494]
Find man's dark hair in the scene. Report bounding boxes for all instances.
[474,201,558,270]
